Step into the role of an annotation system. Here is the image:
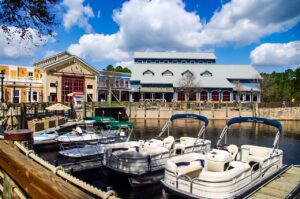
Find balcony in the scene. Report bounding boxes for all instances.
[4,76,43,84]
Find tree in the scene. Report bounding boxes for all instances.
[232,80,243,103]
[0,0,58,45]
[115,65,123,72]
[105,65,114,71]
[176,72,198,101]
[122,67,131,73]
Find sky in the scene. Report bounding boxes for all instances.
[0,0,300,73]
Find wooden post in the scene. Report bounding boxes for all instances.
[212,105,214,118]
[158,103,160,118]
[129,102,132,118]
[226,103,228,118]
[199,102,201,115]
[34,102,38,118]
[91,102,95,117]
[83,101,86,119]
[144,102,146,118]
[239,102,242,117]
[20,103,26,129]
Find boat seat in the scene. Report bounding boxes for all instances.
[226,144,239,160]
[163,136,175,150]
[177,161,203,179]
[247,147,272,165]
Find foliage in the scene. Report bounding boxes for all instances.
[260,68,300,102]
[0,0,58,45]
[105,65,131,73]
[176,73,198,100]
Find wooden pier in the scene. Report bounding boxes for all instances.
[248,165,300,199]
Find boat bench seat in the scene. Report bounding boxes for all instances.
[177,161,203,179]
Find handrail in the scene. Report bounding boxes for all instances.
[14,142,119,199]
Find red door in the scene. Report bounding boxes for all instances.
[62,75,85,102]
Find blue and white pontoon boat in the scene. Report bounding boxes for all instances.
[102,114,212,187]
[162,117,284,199]
[33,130,59,143]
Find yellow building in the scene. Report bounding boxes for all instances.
[0,64,43,103]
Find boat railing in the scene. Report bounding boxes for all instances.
[250,162,261,182]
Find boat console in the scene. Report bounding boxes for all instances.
[205,149,232,172]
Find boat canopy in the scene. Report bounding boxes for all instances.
[227,117,282,134]
[170,114,209,126]
[84,116,116,122]
[106,121,134,129]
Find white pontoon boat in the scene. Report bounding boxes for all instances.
[34,130,59,143]
[162,117,284,199]
[102,114,211,186]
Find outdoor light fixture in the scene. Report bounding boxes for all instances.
[0,70,5,102]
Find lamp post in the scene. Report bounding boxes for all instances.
[219,89,221,109]
[13,81,16,103]
[29,83,32,102]
[55,81,58,102]
[138,86,141,102]
[0,70,5,102]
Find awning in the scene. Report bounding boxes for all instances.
[140,87,174,93]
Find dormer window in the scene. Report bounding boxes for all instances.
[162,70,174,76]
[155,60,160,63]
[143,70,155,76]
[181,70,193,77]
[199,61,204,64]
[200,70,213,77]
[146,60,151,63]
[181,60,187,64]
[164,60,169,63]
[172,60,178,64]
[190,60,195,64]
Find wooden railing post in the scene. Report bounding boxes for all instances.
[20,103,26,129]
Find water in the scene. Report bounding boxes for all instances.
[37,119,300,199]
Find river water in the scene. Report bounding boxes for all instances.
[38,119,300,199]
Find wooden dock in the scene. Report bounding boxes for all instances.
[248,165,300,199]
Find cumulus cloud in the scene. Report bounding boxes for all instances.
[250,41,300,66]
[63,0,94,33]
[115,60,134,68]
[199,0,300,46]
[0,27,51,60]
[68,0,300,62]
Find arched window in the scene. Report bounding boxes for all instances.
[211,91,219,101]
[223,91,230,101]
[177,92,185,101]
[200,90,208,101]
[189,91,196,101]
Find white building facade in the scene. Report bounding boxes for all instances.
[129,52,262,103]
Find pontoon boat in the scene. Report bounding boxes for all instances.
[102,114,211,186]
[162,117,284,199]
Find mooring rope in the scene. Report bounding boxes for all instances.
[14,141,119,199]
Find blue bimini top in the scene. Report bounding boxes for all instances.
[170,114,209,127]
[226,117,282,134]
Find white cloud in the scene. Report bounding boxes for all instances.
[68,34,130,61]
[199,0,300,46]
[63,0,94,33]
[115,60,134,69]
[44,50,60,58]
[250,41,300,66]
[0,27,51,60]
[68,0,300,62]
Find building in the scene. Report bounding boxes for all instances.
[33,52,99,102]
[0,64,43,103]
[129,52,262,103]
[98,71,131,102]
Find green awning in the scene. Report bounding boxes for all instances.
[106,121,134,129]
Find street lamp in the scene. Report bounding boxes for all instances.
[29,83,32,102]
[55,81,58,102]
[13,81,16,103]
[0,70,5,102]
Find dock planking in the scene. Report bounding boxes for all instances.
[249,166,300,199]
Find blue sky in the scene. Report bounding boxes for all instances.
[0,0,300,73]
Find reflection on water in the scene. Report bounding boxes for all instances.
[35,119,300,198]
[79,119,300,199]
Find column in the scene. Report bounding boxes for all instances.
[230,92,233,102]
[162,93,165,100]
[141,93,144,101]
[173,92,177,102]
[151,93,154,101]
[119,90,122,101]
[129,93,133,102]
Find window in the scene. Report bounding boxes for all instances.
[200,90,208,101]
[87,85,93,89]
[177,92,185,101]
[39,74,43,79]
[115,80,120,88]
[222,91,230,101]
[253,94,257,102]
[245,94,250,101]
[32,91,39,102]
[50,83,57,87]
[146,60,151,63]
[28,72,33,80]
[155,60,160,63]
[199,61,204,64]
[87,94,93,102]
[125,81,129,88]
[143,70,155,76]
[137,60,142,63]
[105,79,110,87]
[162,70,174,76]
[211,91,219,101]
[13,89,21,103]
[181,60,187,63]
[172,60,178,63]
[207,61,212,64]
[163,60,169,63]
[189,92,196,101]
[190,60,195,64]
